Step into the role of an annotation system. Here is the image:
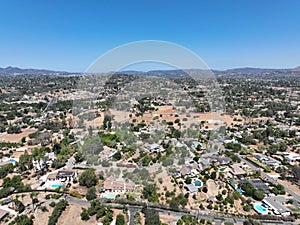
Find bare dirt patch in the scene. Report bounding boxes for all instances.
[0,129,37,143]
[57,204,95,225]
[206,179,219,197]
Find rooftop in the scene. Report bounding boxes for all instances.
[185,184,198,193]
[263,196,291,214]
[0,208,9,221]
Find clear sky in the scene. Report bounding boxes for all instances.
[0,0,300,72]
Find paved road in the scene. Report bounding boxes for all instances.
[5,190,299,225]
[128,206,138,225]
[65,195,91,206]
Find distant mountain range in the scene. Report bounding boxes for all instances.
[0,66,299,76]
[0,66,71,76]
[219,67,290,73]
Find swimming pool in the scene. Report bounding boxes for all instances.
[236,187,244,195]
[52,184,62,189]
[101,193,116,199]
[194,180,202,187]
[253,203,268,215]
[219,168,226,172]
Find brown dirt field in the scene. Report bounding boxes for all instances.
[159,213,178,225]
[11,151,29,158]
[156,170,181,204]
[76,106,241,132]
[277,180,300,197]
[121,106,237,131]
[234,199,253,215]
[206,179,219,197]
[57,204,95,225]
[33,203,54,225]
[0,129,37,143]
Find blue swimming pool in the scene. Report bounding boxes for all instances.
[101,193,116,199]
[236,187,244,195]
[52,184,62,189]
[219,168,226,172]
[194,180,202,187]
[253,204,268,215]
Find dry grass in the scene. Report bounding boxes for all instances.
[0,129,37,143]
[57,204,95,225]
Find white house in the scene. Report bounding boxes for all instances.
[282,152,300,162]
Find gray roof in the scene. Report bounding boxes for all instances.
[56,170,75,177]
[263,196,291,214]
[239,179,270,194]
[214,157,232,164]
[185,184,198,193]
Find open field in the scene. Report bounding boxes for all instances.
[0,129,37,142]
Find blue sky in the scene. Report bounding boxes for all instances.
[0,0,300,72]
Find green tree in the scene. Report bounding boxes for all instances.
[243,205,251,212]
[86,186,97,201]
[113,151,122,161]
[79,169,98,187]
[142,183,159,203]
[169,198,179,211]
[253,189,265,201]
[143,209,160,225]
[210,171,217,180]
[81,209,90,221]
[13,215,33,225]
[74,152,84,163]
[134,212,142,225]
[185,177,192,184]
[116,214,125,225]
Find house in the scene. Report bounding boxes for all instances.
[213,156,232,165]
[145,144,164,153]
[263,196,291,216]
[239,179,270,194]
[185,184,198,193]
[180,166,191,177]
[223,136,238,144]
[282,152,300,162]
[103,177,136,193]
[255,154,269,161]
[16,147,27,152]
[191,141,205,150]
[199,158,210,169]
[263,158,281,168]
[250,180,270,194]
[47,170,77,182]
[47,173,57,181]
[0,209,9,222]
[180,164,199,177]
[45,152,56,161]
[1,197,13,205]
[230,163,246,176]
[255,154,281,168]
[56,170,77,181]
[32,159,45,171]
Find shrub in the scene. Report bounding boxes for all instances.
[79,169,98,187]
[86,186,97,201]
[48,200,68,225]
